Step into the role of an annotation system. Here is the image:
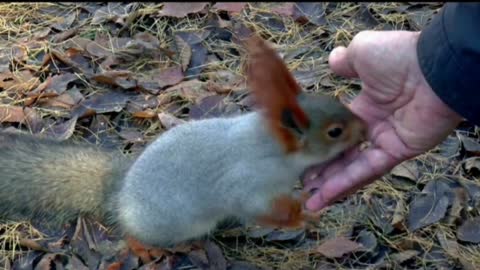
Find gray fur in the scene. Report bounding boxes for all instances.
[116,93,365,247]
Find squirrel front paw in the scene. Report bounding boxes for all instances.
[255,192,315,229]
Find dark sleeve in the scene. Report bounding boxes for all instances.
[417,3,480,125]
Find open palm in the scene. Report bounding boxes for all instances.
[304,31,462,211]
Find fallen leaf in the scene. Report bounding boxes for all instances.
[228,261,263,270]
[407,9,435,31]
[118,129,144,143]
[160,3,209,18]
[204,240,227,270]
[356,230,377,252]
[247,227,275,238]
[271,3,296,17]
[391,197,406,229]
[38,86,84,109]
[175,35,192,71]
[407,180,451,231]
[212,3,247,14]
[12,251,44,270]
[49,49,93,75]
[457,216,480,243]
[296,3,327,25]
[458,133,480,155]
[91,70,137,89]
[43,117,78,141]
[80,91,131,114]
[434,134,460,157]
[390,250,419,264]
[391,160,419,181]
[0,106,28,123]
[137,78,162,95]
[446,187,467,224]
[316,237,364,258]
[52,12,76,31]
[91,2,133,25]
[265,229,304,242]
[133,32,160,51]
[132,110,157,119]
[64,36,92,52]
[164,79,211,102]
[188,249,209,269]
[0,70,40,92]
[437,231,460,259]
[463,157,480,174]
[189,95,225,119]
[175,33,209,78]
[353,4,380,28]
[158,112,186,130]
[157,66,185,89]
[30,73,79,96]
[126,94,160,114]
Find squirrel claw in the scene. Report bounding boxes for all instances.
[256,193,312,228]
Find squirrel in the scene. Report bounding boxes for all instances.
[0,35,367,255]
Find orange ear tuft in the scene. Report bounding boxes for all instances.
[244,35,310,153]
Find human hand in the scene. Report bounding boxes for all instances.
[303,31,463,211]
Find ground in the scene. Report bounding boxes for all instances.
[0,2,479,270]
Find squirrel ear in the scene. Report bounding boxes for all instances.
[281,108,306,136]
[244,34,310,153]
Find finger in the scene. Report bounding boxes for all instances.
[328,46,358,78]
[305,147,398,211]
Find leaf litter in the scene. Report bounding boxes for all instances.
[0,2,478,270]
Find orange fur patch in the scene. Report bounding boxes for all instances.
[244,35,310,153]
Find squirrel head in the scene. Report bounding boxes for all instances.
[280,92,367,163]
[243,34,367,160]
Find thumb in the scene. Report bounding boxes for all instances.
[328,46,358,78]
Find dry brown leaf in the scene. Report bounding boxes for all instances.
[82,91,131,114]
[157,66,184,88]
[457,216,480,243]
[164,79,210,102]
[51,27,79,43]
[50,49,93,75]
[175,35,192,71]
[44,117,78,141]
[390,250,419,264]
[39,87,84,109]
[271,3,296,17]
[91,70,136,89]
[0,70,40,92]
[64,37,92,51]
[204,240,227,270]
[132,110,157,119]
[0,106,28,123]
[458,133,480,154]
[316,237,364,258]
[407,181,450,231]
[160,3,209,18]
[52,12,76,31]
[212,2,247,14]
[437,230,460,258]
[31,73,79,96]
[118,129,144,143]
[91,3,132,25]
[391,160,419,181]
[158,112,186,130]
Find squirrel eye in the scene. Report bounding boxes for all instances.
[326,123,344,139]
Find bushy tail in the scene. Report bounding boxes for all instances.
[0,131,132,227]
